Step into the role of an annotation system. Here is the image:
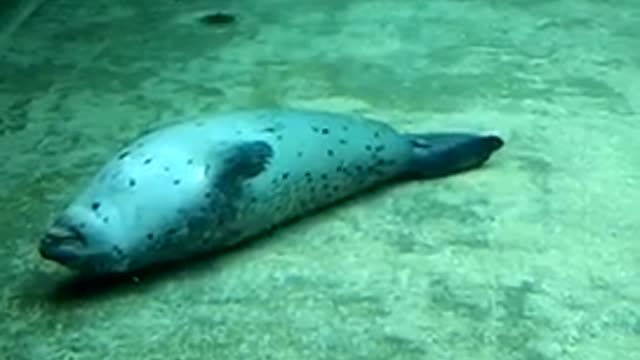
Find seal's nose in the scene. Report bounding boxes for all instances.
[39,238,81,264]
[39,225,85,265]
[38,236,52,258]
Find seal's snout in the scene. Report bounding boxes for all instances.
[39,226,86,265]
[39,244,80,264]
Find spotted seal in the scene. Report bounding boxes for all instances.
[39,109,504,274]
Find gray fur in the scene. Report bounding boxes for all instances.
[39,109,502,274]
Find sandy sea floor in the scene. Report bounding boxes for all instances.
[0,0,638,359]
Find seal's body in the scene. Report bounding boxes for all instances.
[39,109,504,274]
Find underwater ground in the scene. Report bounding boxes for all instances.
[1,0,638,359]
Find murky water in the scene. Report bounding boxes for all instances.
[1,0,638,359]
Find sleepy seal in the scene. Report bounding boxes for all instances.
[39,109,504,274]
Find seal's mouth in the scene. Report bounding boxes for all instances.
[39,225,86,265]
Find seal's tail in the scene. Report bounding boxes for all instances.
[403,132,504,179]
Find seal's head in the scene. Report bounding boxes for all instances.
[37,145,223,275]
[39,201,132,274]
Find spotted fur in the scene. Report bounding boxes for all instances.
[39,109,503,274]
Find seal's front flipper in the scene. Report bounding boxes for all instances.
[219,141,274,182]
[206,141,273,230]
[404,132,504,179]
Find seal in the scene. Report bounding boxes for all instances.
[39,109,504,274]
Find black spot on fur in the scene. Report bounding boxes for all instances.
[91,202,100,211]
[113,246,124,256]
[297,151,303,157]
[187,159,194,165]
[333,185,340,191]
[263,127,276,133]
[365,145,372,151]
[164,166,170,172]
[173,179,181,185]
[143,158,152,165]
[321,128,329,134]
[339,139,347,145]
[205,192,212,199]
[321,174,328,180]
[312,126,319,133]
[342,126,349,131]
[103,217,109,224]
[118,151,130,160]
[250,196,257,203]
[129,178,136,187]
[282,172,289,180]
[327,150,334,156]
[374,131,380,138]
[78,222,86,229]
[147,233,154,240]
[276,135,283,141]
[355,165,363,172]
[167,229,176,235]
[375,145,385,152]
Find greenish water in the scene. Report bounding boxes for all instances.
[1,0,638,359]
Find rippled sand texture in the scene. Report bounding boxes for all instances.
[1,0,638,359]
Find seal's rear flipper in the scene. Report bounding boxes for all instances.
[404,132,504,179]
